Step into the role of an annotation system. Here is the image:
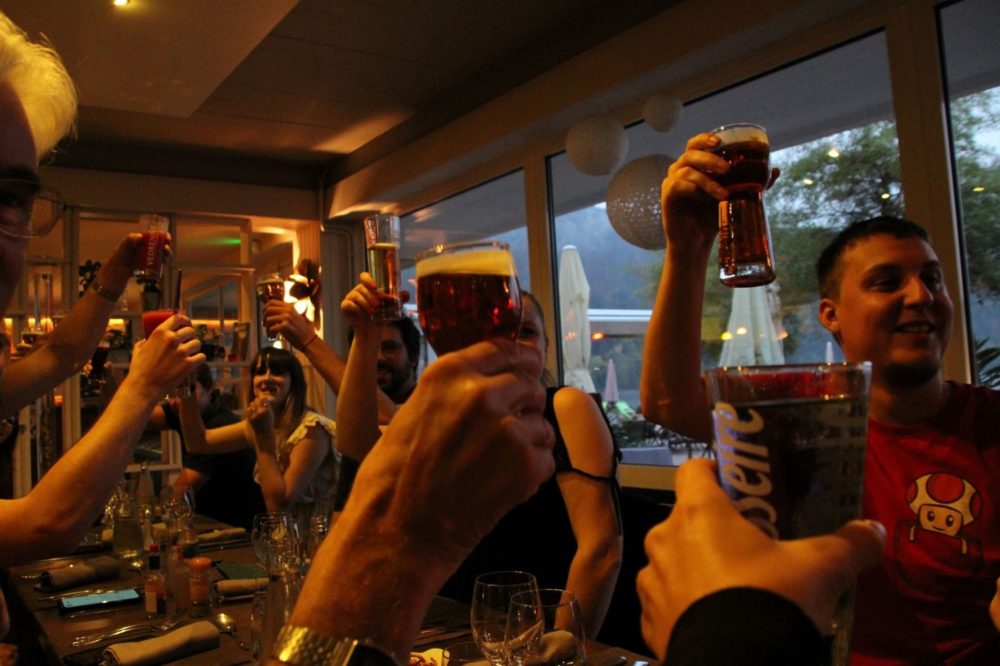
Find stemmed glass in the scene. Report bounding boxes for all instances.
[251,512,300,575]
[159,485,195,539]
[415,241,522,356]
[256,272,286,344]
[506,589,586,666]
[251,512,301,661]
[471,571,539,666]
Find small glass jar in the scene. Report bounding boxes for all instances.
[187,556,213,617]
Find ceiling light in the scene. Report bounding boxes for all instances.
[827,148,840,158]
[113,0,129,6]
[720,331,733,341]
[802,178,814,186]
[591,332,605,341]
[736,326,748,336]
[881,193,891,200]
[973,186,986,192]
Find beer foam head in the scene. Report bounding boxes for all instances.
[416,246,514,277]
[713,123,768,146]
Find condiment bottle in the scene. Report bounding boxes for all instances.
[144,543,165,618]
[188,556,213,617]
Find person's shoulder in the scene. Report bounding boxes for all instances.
[552,385,603,421]
[293,409,336,440]
[949,380,1000,408]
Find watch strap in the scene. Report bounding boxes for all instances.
[89,279,122,302]
[273,626,398,666]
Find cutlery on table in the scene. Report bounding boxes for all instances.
[71,618,181,648]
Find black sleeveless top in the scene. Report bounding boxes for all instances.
[439,386,622,601]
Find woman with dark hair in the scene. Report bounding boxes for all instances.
[444,291,623,637]
[179,347,337,524]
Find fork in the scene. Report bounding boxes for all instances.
[71,618,180,647]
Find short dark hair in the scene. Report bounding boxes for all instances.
[388,316,421,368]
[816,216,931,299]
[193,364,214,390]
[250,346,307,423]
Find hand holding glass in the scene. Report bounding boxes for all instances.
[705,361,871,665]
[364,214,403,321]
[257,273,286,342]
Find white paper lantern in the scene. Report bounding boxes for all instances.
[642,92,683,132]
[566,115,629,176]
[605,154,672,250]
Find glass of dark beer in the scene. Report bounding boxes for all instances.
[705,361,872,666]
[712,123,776,287]
[415,241,522,356]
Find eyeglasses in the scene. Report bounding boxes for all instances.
[0,178,67,240]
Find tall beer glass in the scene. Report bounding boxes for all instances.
[705,361,872,665]
[364,214,403,322]
[256,272,286,343]
[712,123,776,287]
[415,241,522,356]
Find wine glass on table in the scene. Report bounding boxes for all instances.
[471,571,538,666]
[251,511,300,659]
[506,589,586,666]
[415,241,522,356]
[256,272,286,344]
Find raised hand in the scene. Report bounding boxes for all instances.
[123,314,204,402]
[637,459,884,660]
[263,300,315,349]
[340,273,381,334]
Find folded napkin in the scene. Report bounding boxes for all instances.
[196,527,247,543]
[39,555,121,591]
[214,577,268,597]
[102,620,219,665]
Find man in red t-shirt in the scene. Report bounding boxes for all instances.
[640,131,999,664]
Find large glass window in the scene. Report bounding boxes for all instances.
[549,32,901,465]
[400,170,528,365]
[939,0,1000,388]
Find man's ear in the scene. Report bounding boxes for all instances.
[818,297,841,340]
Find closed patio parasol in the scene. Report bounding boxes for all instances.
[559,245,596,392]
[719,284,785,366]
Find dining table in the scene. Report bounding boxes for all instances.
[4,517,656,666]
[4,516,258,665]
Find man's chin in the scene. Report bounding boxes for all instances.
[883,359,940,389]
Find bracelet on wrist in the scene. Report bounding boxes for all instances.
[273,626,398,666]
[301,332,319,349]
[89,279,123,302]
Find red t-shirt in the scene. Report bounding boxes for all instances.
[850,382,1000,665]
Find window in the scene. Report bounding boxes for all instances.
[549,32,901,465]
[939,0,1000,388]
[400,170,529,365]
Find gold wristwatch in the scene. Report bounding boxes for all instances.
[273,626,399,666]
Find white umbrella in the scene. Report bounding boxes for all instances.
[603,357,620,402]
[719,284,785,366]
[559,246,596,392]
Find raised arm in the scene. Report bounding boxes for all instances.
[334,275,386,462]
[552,386,623,637]
[275,339,554,665]
[177,395,248,454]
[0,314,204,566]
[1,234,152,418]
[263,298,397,423]
[637,459,884,662]
[640,133,735,443]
